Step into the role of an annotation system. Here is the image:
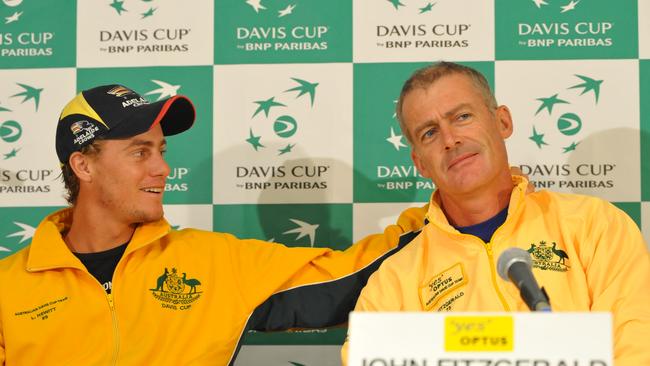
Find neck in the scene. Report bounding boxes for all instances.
[64,200,136,253]
[439,171,514,227]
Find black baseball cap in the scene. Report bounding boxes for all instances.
[56,84,195,164]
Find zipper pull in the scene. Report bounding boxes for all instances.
[107,293,114,309]
[485,242,493,256]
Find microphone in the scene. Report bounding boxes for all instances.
[497,247,551,312]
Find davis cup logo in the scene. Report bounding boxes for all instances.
[0,82,41,160]
[528,74,603,154]
[246,77,318,155]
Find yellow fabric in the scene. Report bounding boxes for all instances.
[58,92,108,129]
[0,205,427,365]
[343,176,650,366]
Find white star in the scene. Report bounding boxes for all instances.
[145,80,181,101]
[278,4,296,17]
[532,0,548,8]
[4,11,22,24]
[392,99,398,119]
[6,222,35,244]
[0,246,9,252]
[386,127,407,151]
[283,219,319,247]
[245,0,266,13]
[560,0,580,13]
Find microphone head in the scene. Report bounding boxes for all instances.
[497,247,533,281]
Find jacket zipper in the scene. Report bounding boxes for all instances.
[107,293,120,366]
[484,242,511,311]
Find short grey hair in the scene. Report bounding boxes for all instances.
[395,61,497,143]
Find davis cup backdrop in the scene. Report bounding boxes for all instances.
[0,0,648,364]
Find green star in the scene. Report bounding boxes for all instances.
[535,93,569,116]
[285,78,319,106]
[141,7,156,18]
[0,104,11,112]
[388,0,405,10]
[252,97,286,118]
[3,148,20,160]
[245,129,264,151]
[569,74,603,104]
[419,2,436,13]
[278,143,295,155]
[109,0,127,15]
[11,83,43,111]
[529,126,548,148]
[171,225,181,230]
[289,363,306,366]
[562,141,579,153]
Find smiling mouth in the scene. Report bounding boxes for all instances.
[448,153,478,170]
[141,187,164,194]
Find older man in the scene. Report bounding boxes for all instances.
[343,62,650,366]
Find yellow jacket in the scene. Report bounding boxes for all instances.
[0,206,426,365]
[345,176,650,366]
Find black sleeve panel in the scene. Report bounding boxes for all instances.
[227,229,423,365]
[248,229,422,331]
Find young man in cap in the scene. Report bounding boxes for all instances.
[342,62,650,365]
[0,84,428,365]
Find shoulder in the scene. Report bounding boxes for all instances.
[0,245,30,269]
[0,245,32,285]
[162,228,305,255]
[373,229,425,276]
[527,190,624,218]
[162,228,243,245]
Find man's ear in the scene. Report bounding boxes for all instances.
[68,152,93,183]
[496,105,514,139]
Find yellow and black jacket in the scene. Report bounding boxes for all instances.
[344,176,650,366]
[0,206,426,365]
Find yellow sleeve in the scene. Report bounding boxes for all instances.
[0,314,4,365]
[227,205,427,330]
[279,204,428,289]
[586,201,650,366]
[341,246,409,365]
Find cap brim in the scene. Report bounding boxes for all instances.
[105,95,196,139]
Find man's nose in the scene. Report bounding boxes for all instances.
[440,125,461,150]
[152,152,171,178]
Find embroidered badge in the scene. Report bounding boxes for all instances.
[150,267,202,310]
[419,263,467,311]
[527,241,570,272]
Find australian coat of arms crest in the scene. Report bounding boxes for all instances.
[150,267,202,306]
[527,241,570,272]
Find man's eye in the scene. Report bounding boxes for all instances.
[423,128,437,139]
[458,113,471,121]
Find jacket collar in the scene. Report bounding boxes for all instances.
[425,175,529,233]
[26,208,171,272]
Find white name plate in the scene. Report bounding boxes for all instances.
[348,312,612,366]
